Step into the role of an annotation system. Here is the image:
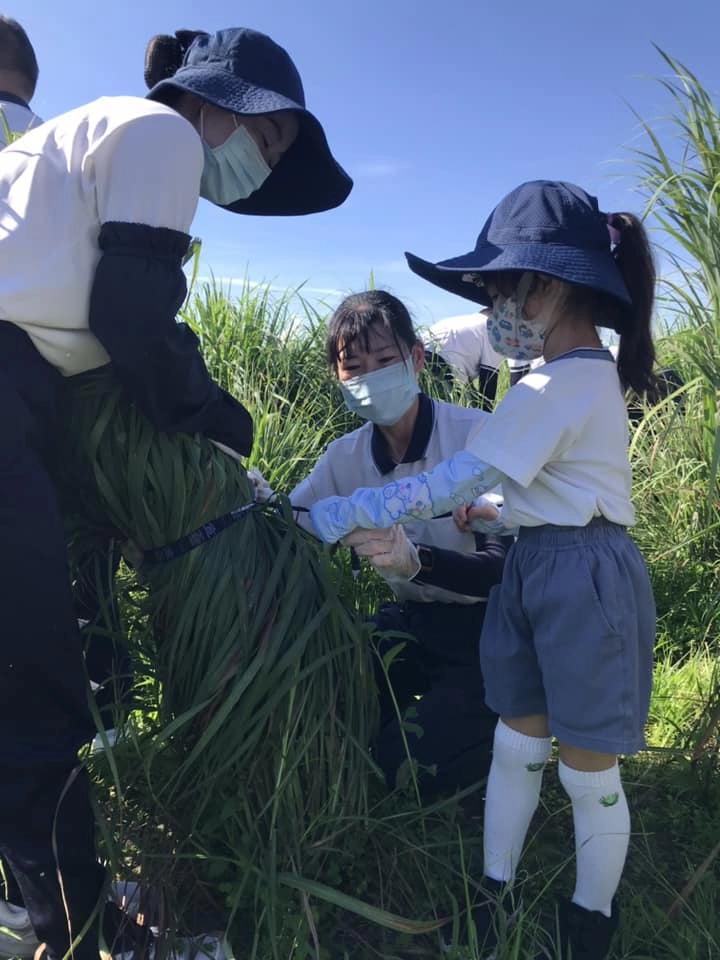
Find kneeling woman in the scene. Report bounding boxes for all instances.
[290,291,512,797]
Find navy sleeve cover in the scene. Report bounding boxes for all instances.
[88,221,253,456]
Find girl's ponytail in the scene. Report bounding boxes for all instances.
[607,212,656,395]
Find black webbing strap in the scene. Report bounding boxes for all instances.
[141,499,452,567]
[143,501,261,564]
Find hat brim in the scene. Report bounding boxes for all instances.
[148,70,352,216]
[406,241,631,309]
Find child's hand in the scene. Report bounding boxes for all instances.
[454,497,503,534]
[453,505,471,533]
[467,499,500,525]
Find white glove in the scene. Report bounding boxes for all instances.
[246,466,275,503]
[342,525,421,581]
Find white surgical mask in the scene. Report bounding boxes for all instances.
[199,110,271,205]
[486,274,545,361]
[338,357,420,426]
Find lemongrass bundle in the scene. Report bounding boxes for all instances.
[57,369,379,954]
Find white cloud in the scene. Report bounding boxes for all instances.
[192,274,344,299]
[354,160,408,178]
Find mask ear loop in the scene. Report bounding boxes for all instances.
[515,271,535,309]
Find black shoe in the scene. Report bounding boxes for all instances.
[536,898,619,960]
[441,876,519,957]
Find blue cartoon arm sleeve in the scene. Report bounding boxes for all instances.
[309,450,503,543]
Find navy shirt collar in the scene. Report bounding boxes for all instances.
[0,92,30,108]
[371,393,435,475]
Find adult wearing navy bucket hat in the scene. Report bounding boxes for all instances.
[309,181,657,960]
[144,28,352,216]
[0,25,351,960]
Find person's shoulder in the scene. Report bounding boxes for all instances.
[429,313,487,336]
[434,397,487,418]
[501,352,618,420]
[89,96,197,139]
[36,96,195,143]
[433,400,492,436]
[324,420,373,457]
[77,96,203,178]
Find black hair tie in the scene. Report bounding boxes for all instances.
[143,29,208,89]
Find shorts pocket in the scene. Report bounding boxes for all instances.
[580,549,622,638]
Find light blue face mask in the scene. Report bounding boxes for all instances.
[338,357,420,426]
[199,111,272,205]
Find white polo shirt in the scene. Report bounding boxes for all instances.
[0,99,42,144]
[291,397,492,604]
[468,349,634,528]
[423,312,502,382]
[0,95,203,375]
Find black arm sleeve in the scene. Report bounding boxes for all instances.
[411,533,512,597]
[88,221,253,455]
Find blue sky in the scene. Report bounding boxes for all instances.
[20,0,720,329]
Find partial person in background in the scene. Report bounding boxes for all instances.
[0,14,42,141]
[0,25,351,960]
[424,310,526,410]
[288,291,511,798]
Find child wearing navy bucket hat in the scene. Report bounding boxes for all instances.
[0,24,351,960]
[309,180,657,960]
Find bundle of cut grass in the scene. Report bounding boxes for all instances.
[56,368,379,957]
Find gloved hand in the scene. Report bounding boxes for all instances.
[343,525,421,581]
[246,466,275,503]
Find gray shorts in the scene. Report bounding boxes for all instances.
[480,518,655,755]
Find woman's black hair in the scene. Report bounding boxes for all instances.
[143,29,208,102]
[326,291,419,369]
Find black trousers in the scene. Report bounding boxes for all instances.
[371,600,498,798]
[0,322,106,959]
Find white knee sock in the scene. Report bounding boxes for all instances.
[558,760,630,917]
[483,720,552,883]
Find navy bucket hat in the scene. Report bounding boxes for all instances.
[146,28,353,216]
[406,180,631,309]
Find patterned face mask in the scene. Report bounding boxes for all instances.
[486,273,545,362]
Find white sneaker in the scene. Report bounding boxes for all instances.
[0,900,37,959]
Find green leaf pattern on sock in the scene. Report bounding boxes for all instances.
[599,792,620,807]
[525,762,545,772]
